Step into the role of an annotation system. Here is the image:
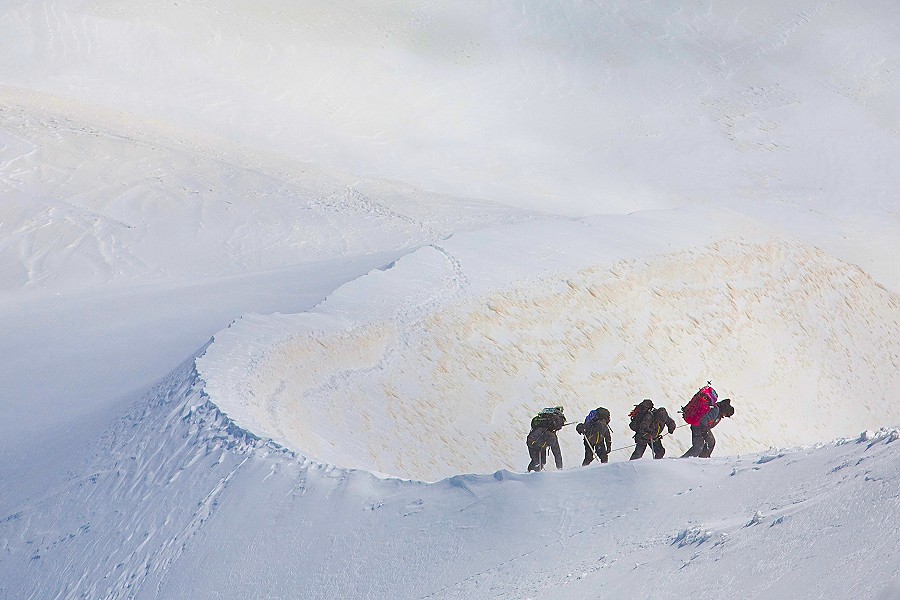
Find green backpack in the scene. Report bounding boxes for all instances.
[531,406,564,430]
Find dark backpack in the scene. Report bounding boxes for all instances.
[586,407,611,425]
[581,407,612,439]
[531,407,564,430]
[628,399,653,432]
[718,398,735,418]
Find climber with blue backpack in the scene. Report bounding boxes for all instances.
[680,384,735,458]
[576,407,612,465]
[526,406,566,472]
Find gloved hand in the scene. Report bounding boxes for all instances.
[668,425,676,434]
[576,423,584,434]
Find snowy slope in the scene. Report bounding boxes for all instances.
[3,0,900,221]
[198,230,900,482]
[2,359,899,599]
[0,85,532,296]
[2,0,900,598]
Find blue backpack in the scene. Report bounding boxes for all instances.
[586,407,611,424]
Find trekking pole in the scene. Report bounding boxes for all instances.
[583,434,600,461]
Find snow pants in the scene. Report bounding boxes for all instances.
[582,437,609,465]
[681,425,716,458]
[631,437,665,460]
[527,430,562,471]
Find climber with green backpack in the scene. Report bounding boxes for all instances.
[526,406,566,472]
[576,407,612,465]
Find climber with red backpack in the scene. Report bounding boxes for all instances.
[680,384,735,458]
[629,399,677,460]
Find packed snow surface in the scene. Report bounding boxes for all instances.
[4,361,900,599]
[2,0,900,598]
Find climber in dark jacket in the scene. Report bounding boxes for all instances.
[527,408,566,472]
[630,407,677,460]
[576,408,612,465]
[682,399,734,458]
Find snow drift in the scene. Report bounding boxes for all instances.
[4,352,900,599]
[199,234,900,482]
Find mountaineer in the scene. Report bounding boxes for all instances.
[576,407,612,465]
[629,400,677,460]
[526,406,566,471]
[681,391,734,458]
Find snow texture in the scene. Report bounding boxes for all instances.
[2,0,900,598]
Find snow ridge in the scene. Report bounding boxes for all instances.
[199,237,900,481]
[4,346,899,599]
[0,352,284,600]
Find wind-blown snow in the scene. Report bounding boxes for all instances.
[2,0,900,598]
[199,233,900,481]
[3,359,900,599]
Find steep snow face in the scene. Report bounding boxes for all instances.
[0,354,283,600]
[199,236,900,481]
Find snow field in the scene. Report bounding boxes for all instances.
[2,0,900,597]
[3,1,900,216]
[0,86,530,296]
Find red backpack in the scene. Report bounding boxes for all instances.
[682,385,718,426]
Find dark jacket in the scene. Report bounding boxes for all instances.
[579,417,611,451]
[527,411,565,448]
[635,407,676,442]
[527,426,556,448]
[527,412,565,471]
[699,404,721,429]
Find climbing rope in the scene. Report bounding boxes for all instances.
[607,423,691,454]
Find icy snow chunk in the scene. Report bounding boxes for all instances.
[672,526,714,547]
[757,452,785,464]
